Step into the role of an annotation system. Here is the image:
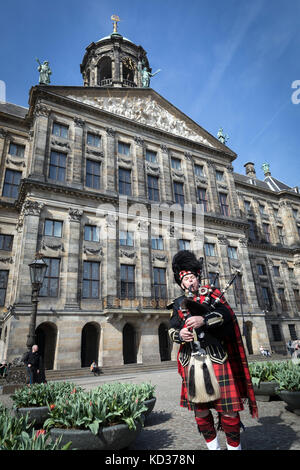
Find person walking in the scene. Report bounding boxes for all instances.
[23,345,43,385]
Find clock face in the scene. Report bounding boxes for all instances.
[122,57,136,70]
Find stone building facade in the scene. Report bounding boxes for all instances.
[0,29,299,369]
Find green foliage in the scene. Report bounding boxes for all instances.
[44,382,154,435]
[11,382,82,408]
[248,360,292,387]
[0,403,70,450]
[273,362,300,392]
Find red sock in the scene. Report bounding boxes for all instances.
[221,414,240,447]
[195,412,217,443]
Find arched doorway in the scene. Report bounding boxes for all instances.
[36,322,57,370]
[97,56,112,85]
[158,323,171,361]
[123,323,137,364]
[81,322,100,367]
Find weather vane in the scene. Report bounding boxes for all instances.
[111,14,120,34]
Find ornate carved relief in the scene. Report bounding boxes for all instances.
[68,208,83,222]
[22,200,44,216]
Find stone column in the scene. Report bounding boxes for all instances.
[142,316,161,363]
[15,200,44,305]
[105,128,116,192]
[31,104,50,180]
[101,316,123,366]
[102,213,118,308]
[279,201,298,246]
[206,160,219,214]
[73,117,85,187]
[64,208,83,310]
[237,237,260,311]
[136,219,151,308]
[134,137,146,198]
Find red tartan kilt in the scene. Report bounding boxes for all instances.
[180,358,244,414]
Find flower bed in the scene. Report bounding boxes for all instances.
[11,382,82,408]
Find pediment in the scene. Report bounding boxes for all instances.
[47,87,229,151]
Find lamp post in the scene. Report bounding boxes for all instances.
[26,254,48,350]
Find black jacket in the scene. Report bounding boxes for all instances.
[23,351,43,369]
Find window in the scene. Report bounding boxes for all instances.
[86,159,100,189]
[151,236,164,250]
[147,175,159,201]
[273,207,279,217]
[2,169,22,198]
[219,193,229,216]
[0,235,13,251]
[120,265,135,299]
[174,182,184,206]
[262,286,272,310]
[216,170,224,181]
[294,290,300,310]
[292,209,298,219]
[288,324,297,340]
[119,231,134,247]
[271,324,282,342]
[228,246,238,259]
[288,268,295,279]
[39,258,60,297]
[208,272,220,288]
[278,288,288,311]
[82,261,100,299]
[119,168,131,196]
[171,158,181,170]
[278,227,285,245]
[259,204,265,215]
[248,220,257,241]
[0,270,8,306]
[273,266,280,277]
[204,243,216,257]
[44,220,63,238]
[194,164,204,177]
[257,264,266,275]
[244,201,251,212]
[146,150,157,163]
[84,225,100,242]
[118,141,130,156]
[87,133,101,148]
[263,223,270,243]
[9,142,25,157]
[52,122,68,139]
[179,239,190,250]
[197,188,208,212]
[49,151,66,182]
[153,267,167,299]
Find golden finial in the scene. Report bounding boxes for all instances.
[111,14,120,33]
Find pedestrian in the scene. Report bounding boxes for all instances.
[291,340,300,363]
[90,360,101,376]
[0,361,7,377]
[23,345,43,385]
[168,250,258,450]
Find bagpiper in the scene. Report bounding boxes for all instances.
[168,250,258,450]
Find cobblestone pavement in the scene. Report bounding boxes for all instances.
[1,368,299,451]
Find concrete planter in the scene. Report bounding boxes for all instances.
[15,406,49,427]
[50,420,143,450]
[253,381,278,402]
[143,397,156,417]
[276,390,300,416]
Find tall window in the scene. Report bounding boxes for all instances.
[262,286,272,310]
[153,267,167,299]
[204,243,215,257]
[257,264,266,275]
[151,236,164,250]
[39,258,60,297]
[118,141,130,156]
[0,270,8,306]
[49,151,66,182]
[219,193,229,216]
[294,290,300,310]
[9,142,25,157]
[146,150,157,163]
[120,265,135,299]
[244,201,251,212]
[87,133,101,148]
[228,246,238,259]
[179,239,190,250]
[194,164,204,177]
[2,169,22,198]
[174,182,184,206]
[259,204,265,215]
[288,324,297,340]
[119,168,131,196]
[82,261,100,299]
[52,122,68,139]
[171,158,181,170]
[86,160,100,189]
[0,235,13,251]
[84,225,100,242]
[216,170,224,181]
[271,324,282,342]
[44,220,63,238]
[278,227,285,245]
[263,223,270,243]
[248,220,257,241]
[273,266,280,277]
[147,175,159,201]
[119,231,134,247]
[197,188,208,212]
[278,288,288,311]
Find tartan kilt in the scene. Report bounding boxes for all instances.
[179,358,244,414]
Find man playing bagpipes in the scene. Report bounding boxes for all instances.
[168,250,258,450]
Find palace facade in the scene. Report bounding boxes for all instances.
[0,27,299,369]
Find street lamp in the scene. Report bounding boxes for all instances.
[26,254,48,350]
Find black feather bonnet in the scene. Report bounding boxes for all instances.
[172,250,203,287]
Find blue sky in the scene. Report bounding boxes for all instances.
[1,0,299,186]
